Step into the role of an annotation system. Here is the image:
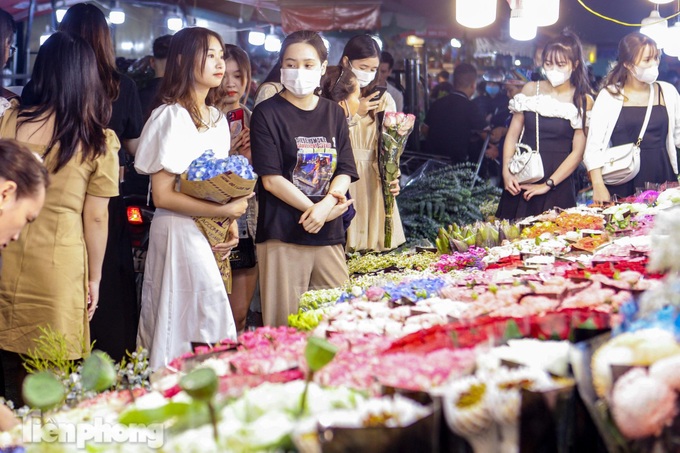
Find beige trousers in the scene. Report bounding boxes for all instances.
[257,240,348,327]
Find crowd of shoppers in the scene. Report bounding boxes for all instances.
[0,1,678,404]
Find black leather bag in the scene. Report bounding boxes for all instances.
[229,236,257,269]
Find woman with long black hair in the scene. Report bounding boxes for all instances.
[56,3,144,361]
[0,32,119,403]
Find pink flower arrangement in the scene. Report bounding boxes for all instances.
[432,247,487,273]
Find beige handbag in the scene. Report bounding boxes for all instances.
[601,83,654,186]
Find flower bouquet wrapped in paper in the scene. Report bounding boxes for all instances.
[180,151,257,292]
[379,111,416,248]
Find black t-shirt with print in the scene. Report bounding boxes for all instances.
[251,94,359,246]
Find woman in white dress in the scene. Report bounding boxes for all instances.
[134,27,250,369]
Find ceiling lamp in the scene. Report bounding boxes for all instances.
[39,26,52,46]
[640,9,668,48]
[55,6,68,23]
[664,21,680,56]
[456,0,496,29]
[264,34,281,53]
[509,6,537,41]
[525,0,559,27]
[167,10,183,31]
[649,0,673,4]
[108,3,125,25]
[248,31,265,46]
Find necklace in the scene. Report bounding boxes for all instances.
[199,107,216,129]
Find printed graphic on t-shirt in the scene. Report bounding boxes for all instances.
[291,136,337,197]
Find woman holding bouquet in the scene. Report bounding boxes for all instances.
[250,30,358,327]
[134,27,250,369]
[339,34,404,252]
[496,31,592,220]
[216,44,258,333]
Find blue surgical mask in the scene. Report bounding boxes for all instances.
[485,85,500,97]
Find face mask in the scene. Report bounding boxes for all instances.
[632,65,659,84]
[280,68,322,97]
[485,85,500,97]
[349,62,376,88]
[545,69,571,87]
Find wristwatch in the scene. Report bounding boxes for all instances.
[545,178,556,190]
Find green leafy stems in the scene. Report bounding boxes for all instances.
[299,336,338,417]
[179,368,219,443]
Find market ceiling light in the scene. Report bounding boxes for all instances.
[456,0,496,28]
[525,0,559,27]
[649,0,674,3]
[264,34,281,52]
[405,35,424,47]
[109,3,125,25]
[248,31,265,46]
[39,26,52,45]
[55,6,67,22]
[450,38,462,48]
[664,22,680,56]
[640,9,668,48]
[167,12,183,32]
[509,6,537,41]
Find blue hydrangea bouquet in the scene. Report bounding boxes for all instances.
[180,150,257,291]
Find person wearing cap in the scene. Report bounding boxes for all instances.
[139,34,172,120]
[474,68,510,125]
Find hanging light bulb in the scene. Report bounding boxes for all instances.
[664,21,680,56]
[525,0,560,27]
[640,9,668,48]
[56,6,68,23]
[248,31,265,46]
[264,34,281,53]
[456,0,496,29]
[167,10,183,31]
[649,0,673,4]
[40,26,52,45]
[450,38,462,48]
[109,2,125,25]
[509,6,537,41]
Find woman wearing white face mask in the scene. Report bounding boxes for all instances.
[250,31,358,327]
[497,31,593,220]
[339,34,404,252]
[584,33,680,203]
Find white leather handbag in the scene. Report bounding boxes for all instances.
[509,82,544,184]
[601,83,654,186]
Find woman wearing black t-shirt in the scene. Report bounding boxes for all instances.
[250,31,358,327]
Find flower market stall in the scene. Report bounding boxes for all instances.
[2,188,680,452]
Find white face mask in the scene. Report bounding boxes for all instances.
[545,69,571,87]
[280,68,322,98]
[632,64,659,85]
[349,62,376,88]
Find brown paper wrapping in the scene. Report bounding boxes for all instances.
[179,171,257,293]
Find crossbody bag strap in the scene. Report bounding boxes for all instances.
[636,83,655,147]
[535,81,540,153]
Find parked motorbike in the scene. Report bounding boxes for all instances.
[123,193,154,304]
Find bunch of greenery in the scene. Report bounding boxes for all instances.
[398,163,501,242]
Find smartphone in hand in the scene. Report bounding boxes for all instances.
[371,86,388,99]
[227,108,244,138]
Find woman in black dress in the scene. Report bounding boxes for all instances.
[59,4,144,360]
[584,33,680,203]
[497,31,593,220]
